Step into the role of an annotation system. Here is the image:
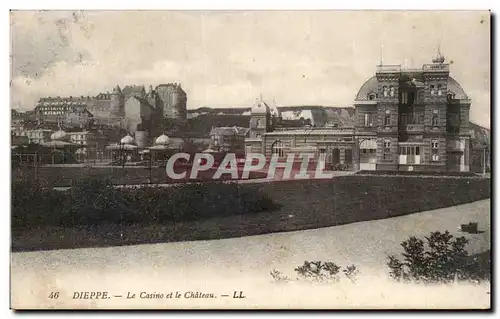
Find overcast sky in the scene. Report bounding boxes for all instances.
[10,10,490,127]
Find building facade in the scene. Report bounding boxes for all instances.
[245,50,477,172]
[11,128,52,144]
[155,83,187,120]
[353,49,472,172]
[209,126,250,154]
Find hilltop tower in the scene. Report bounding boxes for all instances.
[155,83,187,120]
[249,97,271,139]
[110,85,125,118]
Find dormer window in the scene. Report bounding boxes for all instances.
[368,93,377,100]
[447,92,455,100]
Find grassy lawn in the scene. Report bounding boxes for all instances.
[11,175,490,252]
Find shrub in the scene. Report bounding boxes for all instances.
[11,178,279,229]
[64,178,132,226]
[270,261,359,284]
[11,181,71,229]
[387,231,490,283]
[270,270,290,283]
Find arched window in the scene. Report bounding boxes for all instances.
[437,84,442,96]
[271,140,285,158]
[256,119,262,128]
[383,86,388,97]
[430,85,435,96]
[389,86,395,97]
[368,93,377,100]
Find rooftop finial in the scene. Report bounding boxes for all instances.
[380,44,384,66]
[432,43,445,64]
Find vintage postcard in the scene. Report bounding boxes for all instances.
[10,10,491,310]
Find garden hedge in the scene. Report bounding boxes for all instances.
[11,178,279,230]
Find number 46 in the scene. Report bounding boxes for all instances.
[48,292,59,299]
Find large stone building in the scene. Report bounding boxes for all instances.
[354,49,472,172]
[32,82,187,129]
[155,83,187,120]
[245,49,486,173]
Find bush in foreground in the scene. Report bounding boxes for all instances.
[271,261,359,284]
[387,231,490,283]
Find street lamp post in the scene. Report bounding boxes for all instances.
[120,143,125,168]
[149,151,153,184]
[33,149,39,182]
[483,146,486,176]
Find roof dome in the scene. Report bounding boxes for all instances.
[155,134,170,145]
[432,49,446,64]
[120,134,135,145]
[355,76,378,101]
[251,99,270,114]
[447,77,468,99]
[270,101,281,117]
[51,129,69,141]
[432,54,445,64]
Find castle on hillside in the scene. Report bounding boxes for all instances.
[34,83,188,129]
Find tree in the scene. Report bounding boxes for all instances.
[387,230,488,283]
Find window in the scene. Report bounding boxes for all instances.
[345,149,353,163]
[383,86,388,97]
[430,85,435,96]
[437,84,442,96]
[431,140,439,162]
[368,93,376,100]
[401,92,408,104]
[364,113,373,127]
[383,140,392,160]
[432,109,439,126]
[389,86,395,97]
[416,91,424,104]
[271,140,284,158]
[399,146,420,164]
[384,110,391,126]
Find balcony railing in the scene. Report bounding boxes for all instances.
[376,64,402,73]
[423,64,450,72]
[402,124,424,132]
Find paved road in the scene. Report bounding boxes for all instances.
[11,199,491,309]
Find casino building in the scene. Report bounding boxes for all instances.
[245,49,478,172]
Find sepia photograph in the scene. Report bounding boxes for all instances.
[9,9,491,310]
